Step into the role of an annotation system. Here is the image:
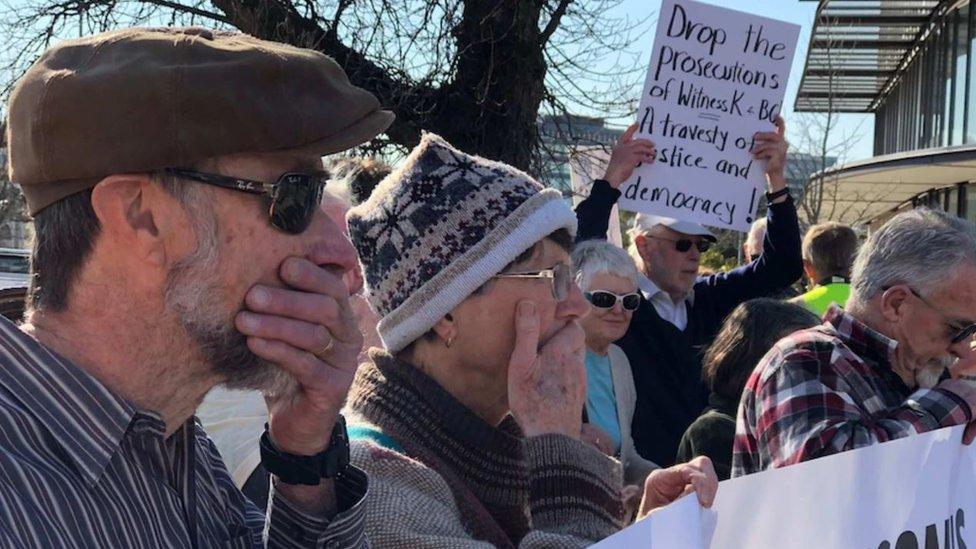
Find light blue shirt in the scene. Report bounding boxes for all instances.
[584,350,622,454]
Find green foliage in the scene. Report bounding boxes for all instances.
[700,227,743,273]
[700,247,737,273]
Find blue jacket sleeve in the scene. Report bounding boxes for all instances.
[574,180,621,243]
[695,196,803,321]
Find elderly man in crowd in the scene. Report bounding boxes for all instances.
[574,117,803,467]
[743,218,767,264]
[791,221,859,316]
[0,27,393,547]
[733,209,976,477]
[199,175,385,510]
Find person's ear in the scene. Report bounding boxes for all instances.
[880,285,911,323]
[802,259,817,283]
[635,234,652,263]
[90,174,184,267]
[431,313,458,348]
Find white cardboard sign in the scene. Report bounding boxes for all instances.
[568,146,624,247]
[594,425,976,548]
[619,0,800,232]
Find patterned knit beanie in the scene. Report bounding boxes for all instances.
[346,133,577,352]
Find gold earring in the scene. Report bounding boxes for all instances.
[445,335,455,348]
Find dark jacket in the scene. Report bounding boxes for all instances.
[575,179,802,466]
[675,393,738,480]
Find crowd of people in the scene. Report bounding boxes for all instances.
[1,26,975,548]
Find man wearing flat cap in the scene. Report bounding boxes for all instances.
[1,27,392,547]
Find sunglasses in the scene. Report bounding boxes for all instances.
[584,290,641,311]
[493,263,573,301]
[648,235,712,253]
[905,287,976,344]
[163,167,328,234]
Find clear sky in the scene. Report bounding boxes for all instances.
[598,0,874,164]
[0,0,875,165]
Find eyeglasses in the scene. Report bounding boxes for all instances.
[163,167,328,234]
[647,235,712,253]
[493,263,573,301]
[584,290,641,311]
[893,286,976,345]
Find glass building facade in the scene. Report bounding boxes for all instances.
[874,2,976,154]
[796,1,976,228]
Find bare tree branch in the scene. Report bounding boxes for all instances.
[539,0,571,47]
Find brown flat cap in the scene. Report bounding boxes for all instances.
[6,27,394,215]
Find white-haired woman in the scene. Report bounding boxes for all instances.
[573,240,659,486]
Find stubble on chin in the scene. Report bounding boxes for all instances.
[163,257,299,399]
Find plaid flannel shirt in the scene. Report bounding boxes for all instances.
[732,305,976,477]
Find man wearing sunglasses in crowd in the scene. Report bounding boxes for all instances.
[733,208,976,476]
[574,117,803,468]
[0,27,391,547]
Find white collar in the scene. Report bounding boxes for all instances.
[637,273,695,306]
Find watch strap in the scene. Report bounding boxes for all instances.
[259,415,350,486]
[765,188,789,202]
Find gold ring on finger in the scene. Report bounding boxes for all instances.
[314,333,335,358]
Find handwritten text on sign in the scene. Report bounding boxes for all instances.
[620,0,799,232]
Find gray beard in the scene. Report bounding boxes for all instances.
[915,354,954,389]
[162,233,298,397]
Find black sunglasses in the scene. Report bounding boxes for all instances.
[648,235,712,253]
[163,167,328,234]
[584,290,641,311]
[907,287,976,344]
[884,285,976,345]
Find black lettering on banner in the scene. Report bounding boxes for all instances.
[875,509,968,549]
[959,509,968,549]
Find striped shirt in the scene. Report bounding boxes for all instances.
[732,305,976,477]
[0,316,368,548]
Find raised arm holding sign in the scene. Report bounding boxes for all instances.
[573,0,802,469]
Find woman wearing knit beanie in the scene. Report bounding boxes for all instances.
[345,134,717,547]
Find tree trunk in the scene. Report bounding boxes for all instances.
[431,0,547,170]
[207,0,549,171]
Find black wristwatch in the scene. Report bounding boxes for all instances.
[259,415,351,486]
[765,188,790,202]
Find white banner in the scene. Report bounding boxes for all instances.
[569,146,624,247]
[619,0,800,232]
[596,425,976,548]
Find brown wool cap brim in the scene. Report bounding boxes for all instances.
[7,27,396,216]
[24,109,395,216]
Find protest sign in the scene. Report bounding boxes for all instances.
[620,0,800,232]
[569,146,624,247]
[591,491,705,549]
[595,425,976,548]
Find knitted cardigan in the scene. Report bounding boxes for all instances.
[347,350,626,548]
